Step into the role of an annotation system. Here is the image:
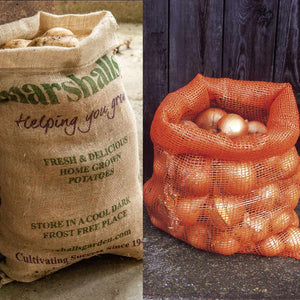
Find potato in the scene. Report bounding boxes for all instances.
[1,39,31,49]
[28,36,79,48]
[43,27,74,37]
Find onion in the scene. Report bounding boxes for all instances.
[217,113,248,138]
[150,215,166,231]
[291,210,299,227]
[180,120,200,130]
[210,195,245,229]
[248,121,267,134]
[176,196,208,226]
[195,108,227,133]
[285,226,300,252]
[270,209,292,234]
[177,159,212,196]
[181,114,196,122]
[283,183,300,209]
[293,164,300,184]
[277,148,299,179]
[213,233,240,255]
[168,221,186,240]
[186,224,209,250]
[153,150,177,180]
[217,161,257,194]
[243,212,270,242]
[259,235,285,256]
[247,183,280,211]
[143,179,162,211]
[231,220,253,243]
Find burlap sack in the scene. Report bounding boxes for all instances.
[0,11,142,283]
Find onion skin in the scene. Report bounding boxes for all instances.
[180,120,200,130]
[150,216,167,232]
[186,224,209,250]
[153,151,177,180]
[177,160,212,196]
[270,209,292,234]
[278,148,299,179]
[243,212,270,242]
[143,179,162,211]
[195,108,227,133]
[282,183,300,210]
[231,221,253,243]
[259,235,285,256]
[168,222,186,240]
[213,233,240,255]
[290,210,300,227]
[217,161,257,195]
[248,121,267,134]
[176,196,208,226]
[217,113,248,138]
[247,183,280,211]
[293,164,300,184]
[210,196,245,229]
[285,226,300,252]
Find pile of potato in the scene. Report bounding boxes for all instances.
[1,27,79,49]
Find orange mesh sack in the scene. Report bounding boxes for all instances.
[144,74,300,258]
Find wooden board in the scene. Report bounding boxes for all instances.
[143,0,169,181]
[274,0,300,104]
[222,0,278,81]
[169,0,224,92]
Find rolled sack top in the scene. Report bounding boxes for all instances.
[0,11,119,71]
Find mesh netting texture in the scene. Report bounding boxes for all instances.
[144,74,300,258]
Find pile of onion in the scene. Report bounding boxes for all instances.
[183,107,268,138]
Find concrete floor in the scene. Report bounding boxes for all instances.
[0,23,143,300]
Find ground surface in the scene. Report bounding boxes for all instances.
[143,204,300,300]
[0,23,143,300]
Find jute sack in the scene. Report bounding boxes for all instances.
[0,11,142,283]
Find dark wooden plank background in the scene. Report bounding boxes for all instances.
[143,0,300,181]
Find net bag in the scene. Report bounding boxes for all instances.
[144,74,300,258]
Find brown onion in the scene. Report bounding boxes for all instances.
[217,161,256,194]
[150,215,167,231]
[283,183,300,209]
[248,121,267,134]
[231,220,253,243]
[213,233,240,255]
[186,224,209,250]
[277,148,299,179]
[259,235,285,256]
[177,160,212,196]
[270,209,292,234]
[176,196,208,226]
[180,120,200,130]
[293,164,300,184]
[217,113,248,138]
[285,226,300,252]
[290,210,299,227]
[143,179,162,211]
[195,108,227,133]
[153,150,177,180]
[247,183,280,211]
[243,212,270,242]
[210,195,245,228]
[168,221,186,240]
